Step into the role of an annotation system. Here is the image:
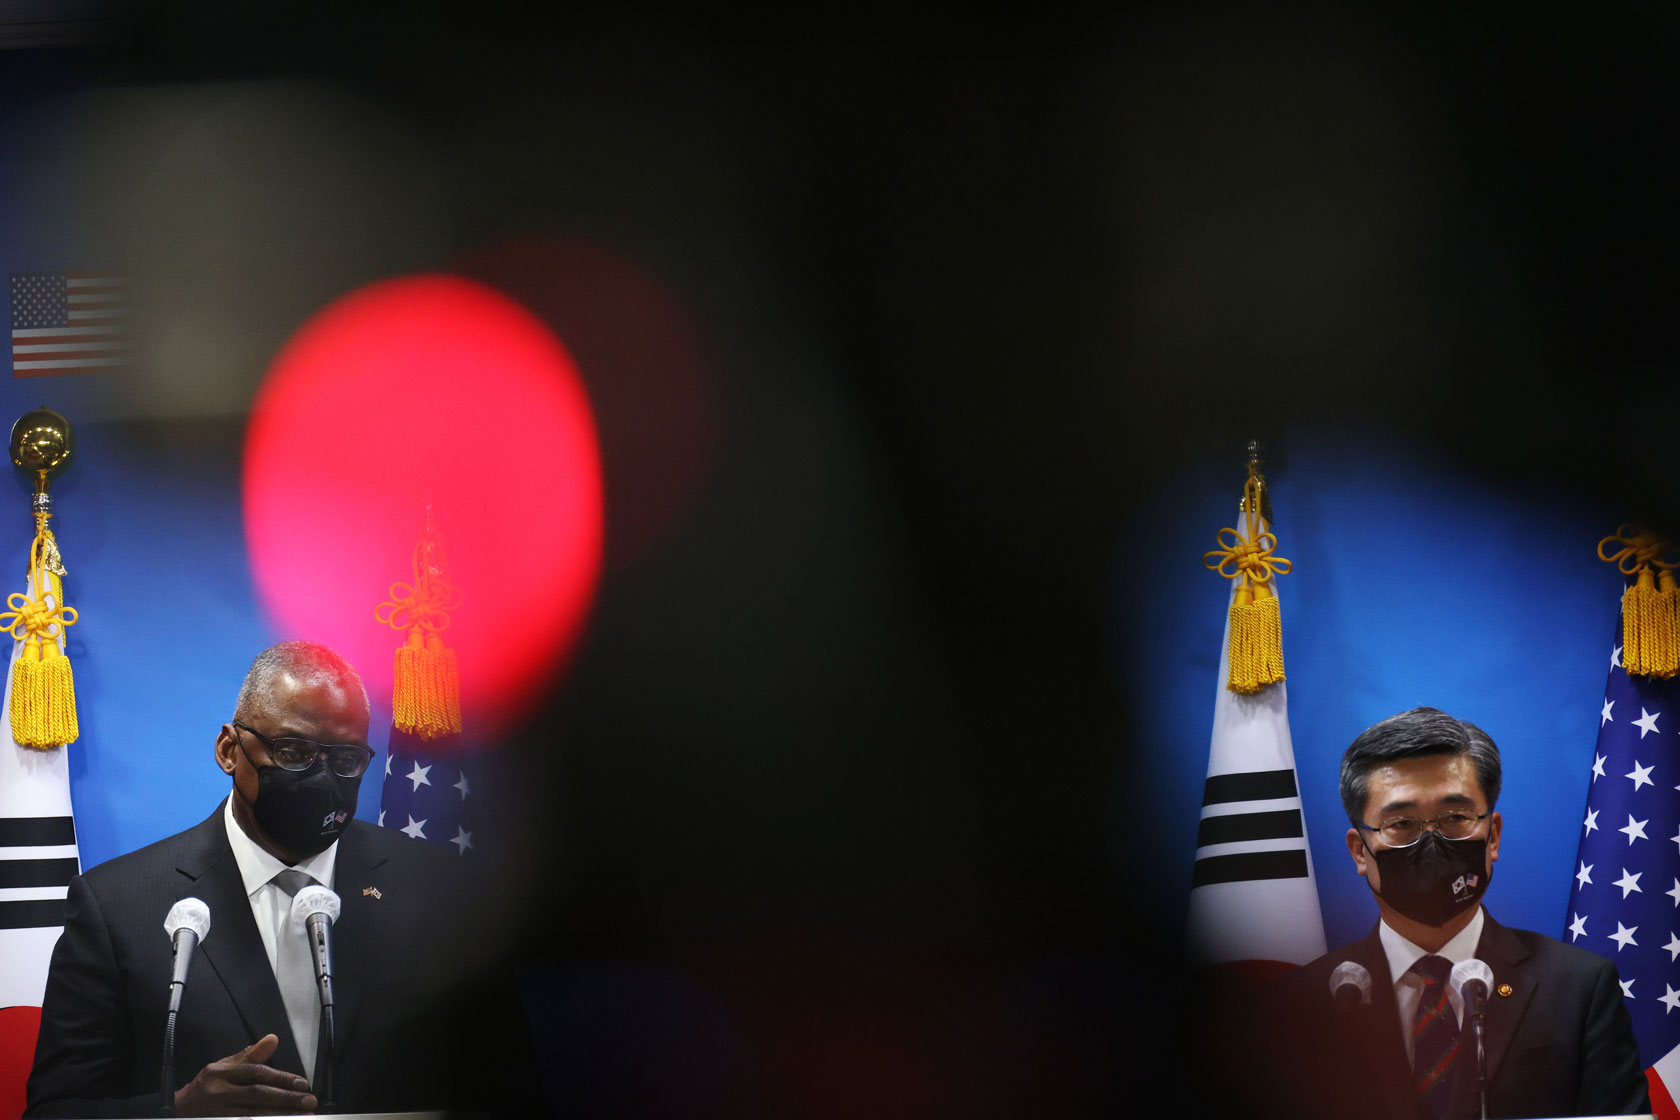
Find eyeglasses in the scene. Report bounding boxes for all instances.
[232,722,374,779]
[1355,810,1489,848]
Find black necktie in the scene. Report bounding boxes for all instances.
[1410,954,1459,1120]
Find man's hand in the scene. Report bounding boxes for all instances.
[173,1034,318,1116]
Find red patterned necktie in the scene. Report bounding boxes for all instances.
[1410,954,1459,1120]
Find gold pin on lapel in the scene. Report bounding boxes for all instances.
[1497,983,1513,997]
[362,886,382,900]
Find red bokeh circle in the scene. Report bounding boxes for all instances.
[244,274,603,736]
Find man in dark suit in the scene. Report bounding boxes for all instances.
[1256,707,1648,1120]
[24,641,524,1117]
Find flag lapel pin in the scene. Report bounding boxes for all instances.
[362,886,382,900]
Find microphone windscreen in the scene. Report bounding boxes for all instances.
[1328,960,1372,1005]
[1450,957,1494,1000]
[289,884,342,927]
[164,897,211,941]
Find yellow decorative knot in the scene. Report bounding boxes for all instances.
[0,591,75,642]
[1600,525,1680,679]
[375,577,459,635]
[1203,470,1288,694]
[1598,526,1680,575]
[7,526,79,749]
[376,545,463,740]
[1203,527,1292,586]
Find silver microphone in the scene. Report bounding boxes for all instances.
[160,897,211,1116]
[288,885,342,1113]
[1450,957,1494,1018]
[1329,960,1372,1009]
[288,885,341,1010]
[1451,958,1496,1120]
[162,897,211,1011]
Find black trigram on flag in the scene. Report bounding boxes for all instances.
[1192,769,1310,888]
[0,816,78,930]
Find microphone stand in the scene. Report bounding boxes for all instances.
[308,913,337,1114]
[1469,1005,1488,1120]
[159,1008,178,1117]
[1332,986,1369,1118]
[159,940,194,1116]
[319,1004,336,1115]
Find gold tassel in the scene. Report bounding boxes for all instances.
[391,629,462,740]
[1204,470,1290,694]
[3,538,79,748]
[377,530,464,740]
[1601,527,1680,679]
[1227,580,1285,694]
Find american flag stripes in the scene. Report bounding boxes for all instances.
[9,272,126,377]
[1565,610,1680,1116]
[1186,575,1327,970]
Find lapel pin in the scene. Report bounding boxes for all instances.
[362,886,382,900]
[1497,983,1513,997]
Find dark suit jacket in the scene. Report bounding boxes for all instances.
[1252,912,1649,1120]
[24,802,528,1118]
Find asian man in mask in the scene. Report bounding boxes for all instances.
[25,641,535,1117]
[1255,707,1648,1120]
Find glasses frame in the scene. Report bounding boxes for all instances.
[232,721,374,779]
[1354,810,1490,849]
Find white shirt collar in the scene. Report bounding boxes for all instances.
[221,794,338,897]
[1378,907,1485,1008]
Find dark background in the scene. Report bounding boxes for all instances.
[3,2,1678,1116]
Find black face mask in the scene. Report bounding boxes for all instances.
[235,737,361,859]
[1366,830,1491,928]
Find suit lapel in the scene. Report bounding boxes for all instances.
[326,824,392,1065]
[1474,913,1537,1087]
[175,802,307,1076]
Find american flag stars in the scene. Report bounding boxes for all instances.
[1568,626,1680,1041]
[1622,815,1651,845]
[378,726,484,858]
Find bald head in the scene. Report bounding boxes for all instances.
[233,641,370,727]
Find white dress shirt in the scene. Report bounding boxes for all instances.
[1377,906,1485,1069]
[220,796,338,1075]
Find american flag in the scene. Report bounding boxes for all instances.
[1565,609,1680,1116]
[9,272,126,378]
[378,726,481,857]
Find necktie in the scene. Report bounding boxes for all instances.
[271,869,320,1082]
[1410,954,1459,1120]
